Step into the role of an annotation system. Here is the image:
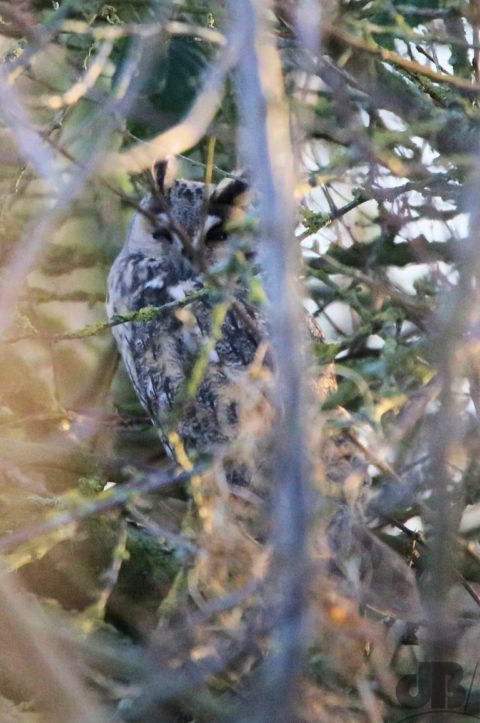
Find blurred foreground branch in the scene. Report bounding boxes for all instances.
[230,1,310,719]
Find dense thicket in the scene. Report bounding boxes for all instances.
[0,1,480,720]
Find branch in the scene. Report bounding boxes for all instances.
[307,254,431,325]
[2,288,210,344]
[101,23,239,175]
[38,39,114,110]
[0,571,104,723]
[0,465,196,553]
[229,1,309,719]
[59,19,226,46]
[330,26,480,93]
[0,436,136,480]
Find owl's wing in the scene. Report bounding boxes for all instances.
[107,251,267,465]
[107,251,201,445]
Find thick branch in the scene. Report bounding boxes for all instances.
[230,1,310,719]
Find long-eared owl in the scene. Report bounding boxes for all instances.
[107,162,265,484]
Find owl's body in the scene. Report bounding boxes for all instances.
[107,166,262,479]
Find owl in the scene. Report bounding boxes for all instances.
[107,162,264,484]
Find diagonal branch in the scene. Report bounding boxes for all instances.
[2,289,211,344]
[331,26,480,93]
[0,466,196,554]
[101,27,240,176]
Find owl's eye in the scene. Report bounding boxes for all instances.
[205,224,227,243]
[152,226,174,243]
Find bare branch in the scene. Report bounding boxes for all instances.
[331,26,480,93]
[0,466,196,554]
[38,39,114,110]
[59,19,226,46]
[229,1,310,718]
[101,32,238,175]
[2,288,210,344]
[0,572,105,723]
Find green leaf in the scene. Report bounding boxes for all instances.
[312,341,341,363]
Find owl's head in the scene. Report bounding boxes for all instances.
[125,160,250,268]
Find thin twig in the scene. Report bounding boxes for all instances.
[58,19,226,46]
[2,289,211,344]
[0,466,197,554]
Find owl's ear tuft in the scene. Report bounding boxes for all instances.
[208,177,249,229]
[152,161,168,194]
[152,158,178,195]
[212,177,249,207]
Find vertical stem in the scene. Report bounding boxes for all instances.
[426,159,480,661]
[228,1,310,720]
